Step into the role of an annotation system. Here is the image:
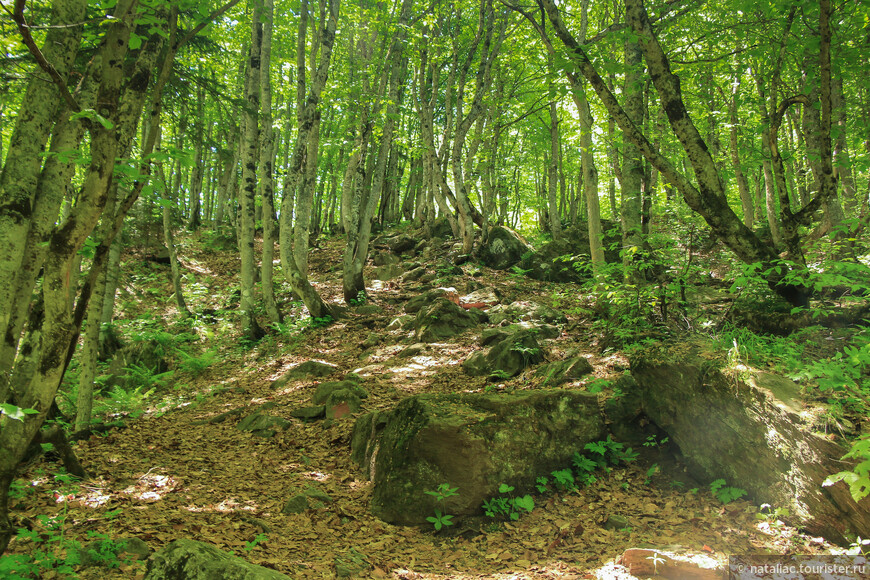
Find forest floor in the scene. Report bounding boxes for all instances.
[4,227,855,579]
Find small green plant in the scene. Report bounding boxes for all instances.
[175,349,217,375]
[349,290,368,306]
[535,476,550,493]
[123,363,174,391]
[644,464,660,485]
[482,483,534,521]
[509,265,532,279]
[756,503,790,530]
[643,435,669,448]
[710,479,747,504]
[551,468,576,491]
[425,483,458,531]
[245,533,268,552]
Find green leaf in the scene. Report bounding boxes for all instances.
[0,403,39,421]
[128,32,142,50]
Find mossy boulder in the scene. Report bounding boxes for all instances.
[478,226,532,270]
[350,389,606,525]
[414,297,479,342]
[629,339,870,543]
[236,413,290,438]
[462,329,545,378]
[535,356,594,386]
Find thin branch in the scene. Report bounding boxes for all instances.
[177,0,242,48]
[10,0,80,112]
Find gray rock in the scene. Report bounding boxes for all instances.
[387,315,415,330]
[488,301,567,325]
[629,339,870,543]
[478,226,532,270]
[313,381,368,405]
[401,266,427,283]
[403,288,452,314]
[535,356,594,386]
[462,329,544,378]
[237,413,290,437]
[372,263,403,281]
[372,252,401,266]
[334,548,370,578]
[144,538,291,579]
[387,234,416,254]
[351,389,605,525]
[273,361,338,387]
[290,406,325,420]
[415,297,479,343]
[82,536,151,567]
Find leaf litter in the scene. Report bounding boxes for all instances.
[5,233,842,579]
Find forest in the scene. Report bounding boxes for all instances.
[1,0,869,577]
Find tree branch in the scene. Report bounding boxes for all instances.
[10,0,80,112]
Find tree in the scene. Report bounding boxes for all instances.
[538,0,840,307]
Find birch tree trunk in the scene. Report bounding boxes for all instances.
[259,0,282,326]
[279,0,340,320]
[238,5,265,340]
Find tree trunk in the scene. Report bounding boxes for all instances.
[278,0,340,320]
[238,4,265,340]
[621,38,644,280]
[259,0,282,326]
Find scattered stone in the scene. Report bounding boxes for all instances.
[372,263,404,281]
[354,304,383,315]
[351,389,605,525]
[398,343,426,358]
[401,266,427,283]
[535,356,594,386]
[460,287,500,306]
[462,329,544,378]
[372,252,401,266]
[387,315,415,330]
[488,301,567,325]
[282,494,310,514]
[478,226,532,270]
[404,288,452,313]
[334,548,371,578]
[236,413,290,437]
[386,234,416,254]
[415,297,480,342]
[313,380,368,406]
[144,539,291,579]
[290,406,325,420]
[419,272,437,284]
[602,514,630,531]
[273,360,338,387]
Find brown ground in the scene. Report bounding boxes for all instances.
[4,231,845,579]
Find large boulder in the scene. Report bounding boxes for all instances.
[478,226,532,270]
[414,297,480,342]
[629,339,870,543]
[144,539,291,579]
[519,238,589,283]
[350,389,606,525]
[462,329,545,378]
